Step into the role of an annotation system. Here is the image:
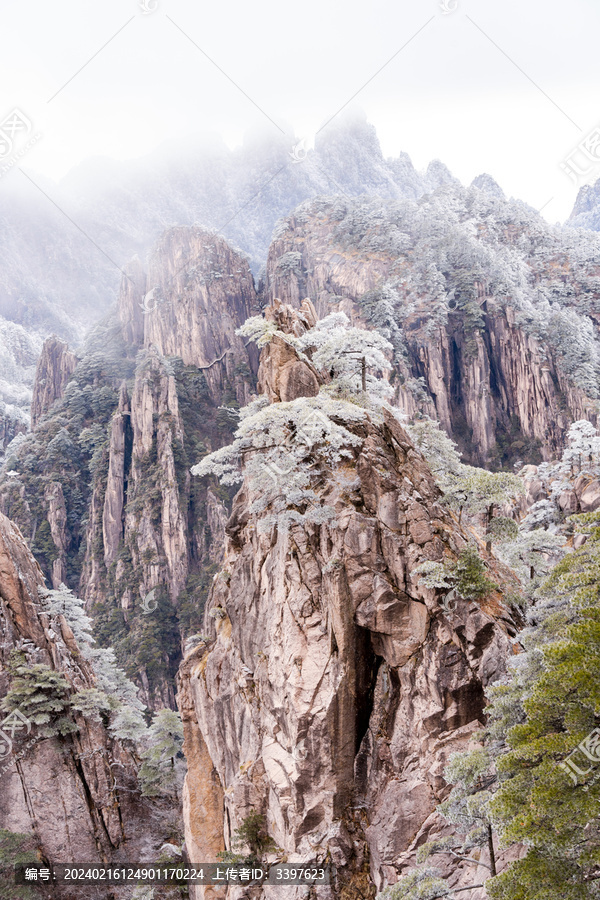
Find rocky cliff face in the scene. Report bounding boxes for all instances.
[1,226,260,710]
[133,226,259,403]
[178,304,519,898]
[0,511,166,899]
[569,176,600,231]
[0,114,456,444]
[264,191,600,466]
[30,336,78,428]
[76,229,259,707]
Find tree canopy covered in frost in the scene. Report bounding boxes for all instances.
[193,312,397,532]
[559,418,600,475]
[192,393,365,533]
[38,584,147,738]
[287,187,600,397]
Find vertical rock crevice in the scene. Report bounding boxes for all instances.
[178,302,519,895]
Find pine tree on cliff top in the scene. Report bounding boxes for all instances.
[191,311,394,533]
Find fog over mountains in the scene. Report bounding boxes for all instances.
[2,111,599,454]
[0,113,462,444]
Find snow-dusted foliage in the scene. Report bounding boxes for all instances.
[559,419,600,475]
[237,316,287,349]
[194,311,401,532]
[40,584,147,739]
[192,394,365,533]
[403,417,463,490]
[412,560,453,590]
[520,499,558,532]
[497,529,565,585]
[296,311,394,401]
[290,187,600,399]
[39,584,94,648]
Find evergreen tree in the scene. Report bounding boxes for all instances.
[446,468,524,549]
[218,812,280,867]
[39,584,94,648]
[559,420,600,477]
[198,312,503,538]
[497,528,564,588]
[485,510,600,899]
[1,653,77,739]
[109,705,148,748]
[414,548,498,601]
[70,688,112,724]
[403,417,464,491]
[138,709,184,798]
[453,548,498,600]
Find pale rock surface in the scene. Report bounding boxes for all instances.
[102,381,131,567]
[258,298,322,403]
[0,511,165,898]
[30,336,78,427]
[178,306,519,898]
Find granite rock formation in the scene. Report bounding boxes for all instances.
[0,511,166,899]
[30,337,78,428]
[264,193,600,465]
[178,304,519,899]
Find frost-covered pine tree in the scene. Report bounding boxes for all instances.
[138,709,185,798]
[497,528,564,586]
[193,311,394,533]
[445,468,524,549]
[558,419,600,476]
[295,311,394,402]
[39,584,94,648]
[238,310,394,402]
[40,585,148,744]
[403,416,463,491]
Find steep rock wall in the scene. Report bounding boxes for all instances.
[119,226,259,405]
[30,337,78,428]
[0,511,164,899]
[178,309,518,897]
[78,230,260,706]
[264,206,598,465]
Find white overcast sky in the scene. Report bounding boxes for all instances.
[1,0,599,221]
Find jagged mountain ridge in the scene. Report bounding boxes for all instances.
[1,190,599,896]
[4,175,600,707]
[0,113,457,342]
[1,229,259,709]
[0,114,456,454]
[265,187,600,464]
